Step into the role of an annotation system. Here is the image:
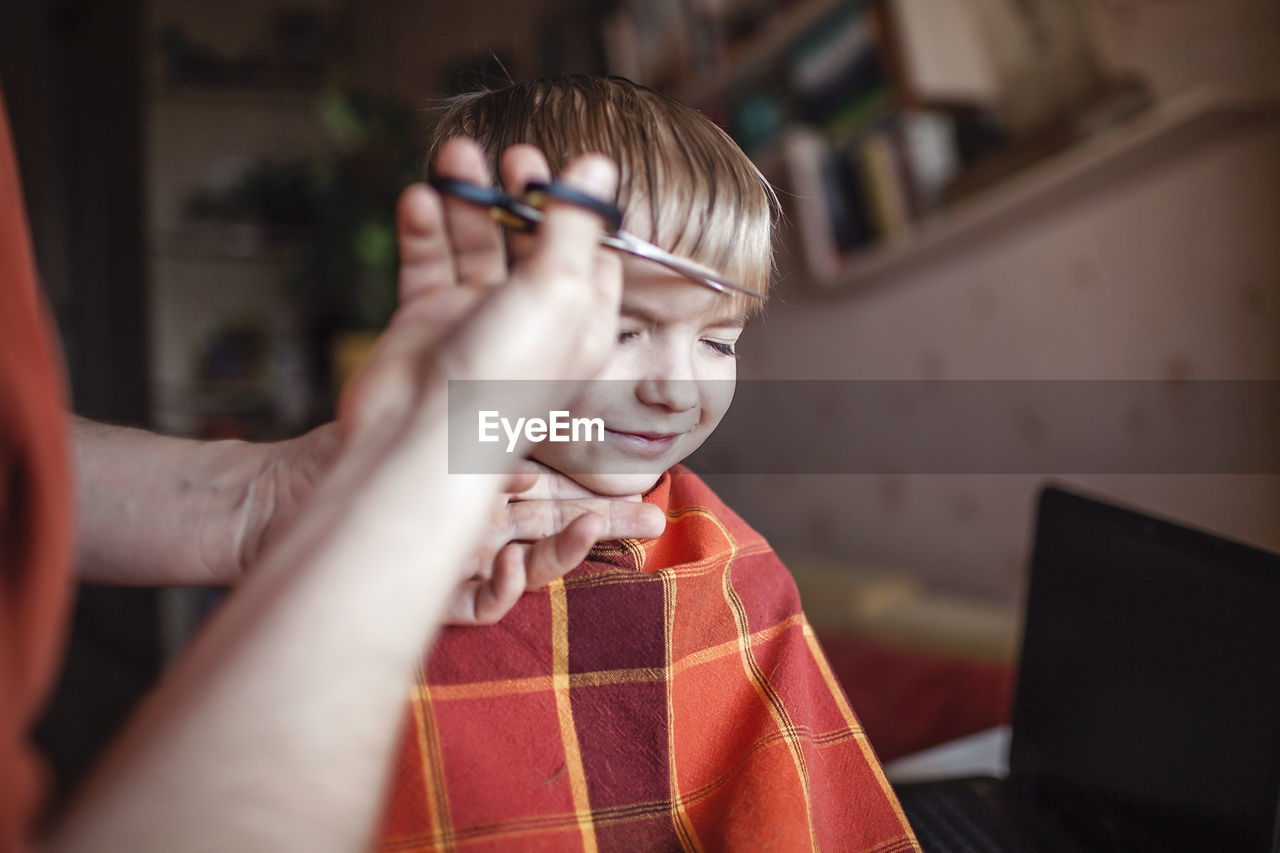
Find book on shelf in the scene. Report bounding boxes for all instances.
[880,0,1001,109]
[963,0,1111,135]
[602,0,1139,282]
[785,4,876,94]
[782,126,867,281]
[899,110,963,214]
[602,0,693,91]
[783,2,891,138]
[855,129,911,240]
[781,110,960,261]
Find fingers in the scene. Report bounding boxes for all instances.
[521,154,619,287]
[590,235,624,314]
[337,322,434,436]
[443,497,658,627]
[499,146,624,300]
[434,137,508,285]
[396,182,455,302]
[465,547,528,625]
[500,460,541,496]
[449,511,601,626]
[509,460,643,502]
[441,152,621,386]
[505,498,665,542]
[500,144,552,266]
[388,281,490,330]
[451,490,664,626]
[522,512,606,589]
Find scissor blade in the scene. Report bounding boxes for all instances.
[605,232,760,299]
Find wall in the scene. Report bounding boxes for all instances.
[1100,0,1280,100]
[138,0,1280,602]
[343,0,571,104]
[703,0,1280,601]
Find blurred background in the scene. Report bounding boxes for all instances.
[3,0,1278,807]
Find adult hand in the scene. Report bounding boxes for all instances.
[51,143,633,853]
[331,137,661,627]
[241,433,662,626]
[355,137,661,622]
[73,142,656,597]
[447,461,659,624]
[221,140,662,608]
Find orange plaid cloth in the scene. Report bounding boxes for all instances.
[378,467,919,852]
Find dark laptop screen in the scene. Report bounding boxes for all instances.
[1009,486,1280,850]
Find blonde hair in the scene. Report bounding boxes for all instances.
[427,75,777,312]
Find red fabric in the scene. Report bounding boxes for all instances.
[379,467,919,852]
[0,91,74,852]
[815,633,1014,763]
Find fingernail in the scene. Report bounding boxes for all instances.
[642,506,666,538]
[572,156,617,195]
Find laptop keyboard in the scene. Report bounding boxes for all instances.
[895,777,1082,853]
[894,776,1198,853]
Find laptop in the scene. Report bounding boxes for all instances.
[893,485,1280,852]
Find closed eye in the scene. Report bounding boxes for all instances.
[618,330,641,345]
[704,339,737,357]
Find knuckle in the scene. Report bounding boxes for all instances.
[533,253,591,289]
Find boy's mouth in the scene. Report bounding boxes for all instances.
[605,428,682,458]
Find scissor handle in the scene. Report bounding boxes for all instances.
[523,181,624,234]
[428,177,539,232]
[428,176,763,301]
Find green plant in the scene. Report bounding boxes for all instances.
[294,89,421,330]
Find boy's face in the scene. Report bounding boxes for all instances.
[531,255,746,496]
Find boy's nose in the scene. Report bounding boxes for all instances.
[636,376,699,413]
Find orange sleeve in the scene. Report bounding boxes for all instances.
[0,87,74,852]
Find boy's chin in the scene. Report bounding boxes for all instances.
[560,470,664,498]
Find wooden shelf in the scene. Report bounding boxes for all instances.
[800,88,1280,291]
[674,0,848,108]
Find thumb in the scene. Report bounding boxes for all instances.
[524,512,607,589]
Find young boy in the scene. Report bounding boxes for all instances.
[377,76,918,852]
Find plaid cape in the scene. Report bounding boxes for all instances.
[378,467,919,852]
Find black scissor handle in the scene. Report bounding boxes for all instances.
[523,181,623,235]
[428,177,539,232]
[430,176,625,237]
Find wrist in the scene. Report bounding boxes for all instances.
[72,419,275,585]
[236,423,342,577]
[206,436,281,584]
[149,434,278,586]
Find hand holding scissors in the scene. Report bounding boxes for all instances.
[429,175,764,301]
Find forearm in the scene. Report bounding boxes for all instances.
[45,142,622,851]
[71,417,305,586]
[51,420,498,852]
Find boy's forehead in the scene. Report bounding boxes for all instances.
[618,188,767,315]
[620,192,710,248]
[620,261,749,326]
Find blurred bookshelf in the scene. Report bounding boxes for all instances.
[792,86,1280,288]
[671,0,852,109]
[142,0,430,451]
[144,0,340,444]
[597,0,1277,292]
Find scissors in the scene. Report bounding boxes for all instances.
[429,176,764,301]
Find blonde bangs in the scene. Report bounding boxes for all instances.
[427,76,777,312]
